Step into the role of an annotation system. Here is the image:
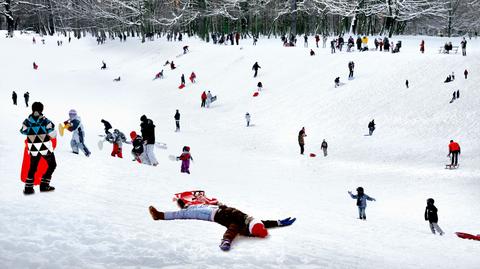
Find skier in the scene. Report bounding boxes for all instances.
[460,37,467,56]
[181,74,186,86]
[420,40,425,53]
[189,72,196,83]
[176,146,193,174]
[154,70,164,80]
[130,131,145,163]
[424,198,444,235]
[348,187,376,220]
[368,120,376,136]
[348,61,355,78]
[107,129,126,158]
[405,79,409,88]
[245,112,251,127]
[24,91,30,107]
[334,77,340,88]
[298,127,306,155]
[148,201,296,251]
[33,62,38,70]
[140,115,158,166]
[310,49,315,56]
[174,109,180,132]
[12,91,17,105]
[252,62,261,78]
[320,139,328,157]
[64,109,91,157]
[101,119,112,134]
[206,91,213,108]
[20,102,57,194]
[464,69,468,79]
[201,91,207,107]
[447,140,461,167]
[101,61,107,70]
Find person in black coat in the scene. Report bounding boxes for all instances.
[424,198,444,235]
[252,62,261,78]
[101,119,112,134]
[368,120,375,135]
[174,110,180,132]
[181,74,185,85]
[24,92,30,107]
[140,115,158,166]
[12,91,17,105]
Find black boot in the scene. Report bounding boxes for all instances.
[23,186,35,195]
[40,178,55,192]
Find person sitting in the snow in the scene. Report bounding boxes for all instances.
[163,60,170,66]
[257,81,263,91]
[183,45,189,54]
[154,70,164,80]
[444,75,452,83]
[148,199,296,251]
[106,129,126,158]
[170,61,176,70]
[101,61,107,70]
[348,187,376,220]
[310,49,315,56]
[176,146,193,174]
[334,77,340,88]
[113,76,121,82]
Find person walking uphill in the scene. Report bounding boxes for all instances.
[368,119,376,136]
[12,91,17,105]
[424,198,444,235]
[348,187,376,220]
[64,109,91,156]
[348,61,355,78]
[298,127,307,155]
[24,91,30,107]
[176,146,193,174]
[20,102,57,194]
[174,110,180,132]
[148,200,296,251]
[140,115,158,166]
[252,62,261,78]
[447,140,461,167]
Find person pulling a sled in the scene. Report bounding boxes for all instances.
[447,140,461,167]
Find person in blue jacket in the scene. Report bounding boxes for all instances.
[348,187,376,220]
[64,109,91,156]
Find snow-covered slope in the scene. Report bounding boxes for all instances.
[1,32,479,269]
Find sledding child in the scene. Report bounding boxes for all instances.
[348,187,376,220]
[424,198,444,235]
[176,146,193,174]
[149,199,296,251]
[106,129,126,158]
[129,131,145,163]
[64,109,91,156]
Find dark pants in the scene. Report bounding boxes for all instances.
[26,153,57,187]
[175,120,180,131]
[451,151,459,166]
[299,144,304,155]
[201,100,206,107]
[253,69,258,78]
[25,98,29,107]
[349,70,354,78]
[13,98,17,105]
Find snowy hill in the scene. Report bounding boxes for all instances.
[1,32,479,268]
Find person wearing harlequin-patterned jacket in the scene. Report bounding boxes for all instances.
[64,109,91,157]
[20,102,57,194]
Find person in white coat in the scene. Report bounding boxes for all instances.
[64,109,91,156]
[206,91,213,108]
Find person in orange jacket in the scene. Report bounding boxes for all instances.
[448,140,461,166]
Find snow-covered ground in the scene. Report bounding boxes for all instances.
[1,32,479,269]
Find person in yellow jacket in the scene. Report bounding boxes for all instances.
[362,36,369,50]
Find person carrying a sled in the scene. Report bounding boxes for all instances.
[149,198,296,251]
[348,187,376,220]
[176,146,193,174]
[424,198,444,235]
[20,102,57,194]
[447,140,461,167]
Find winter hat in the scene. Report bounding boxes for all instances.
[427,198,435,205]
[31,102,43,113]
[356,187,364,194]
[249,219,268,238]
[130,131,137,140]
[69,109,77,116]
[140,115,147,122]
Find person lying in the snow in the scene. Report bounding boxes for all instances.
[149,200,296,251]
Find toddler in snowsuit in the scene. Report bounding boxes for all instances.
[424,198,444,235]
[65,109,91,156]
[348,187,376,220]
[129,131,145,163]
[107,129,126,158]
[177,146,193,174]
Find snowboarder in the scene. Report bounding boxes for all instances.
[154,70,164,80]
[206,91,213,108]
[20,102,57,194]
[174,109,180,132]
[189,72,196,83]
[348,187,376,220]
[348,61,355,78]
[405,79,409,88]
[64,109,91,157]
[106,129,126,158]
[101,61,107,70]
[460,37,467,56]
[176,146,193,174]
[201,91,207,108]
[140,115,158,166]
[310,49,315,56]
[181,74,186,85]
[320,139,328,157]
[334,77,340,88]
[148,201,296,251]
[12,91,17,105]
[298,127,306,155]
[368,120,376,136]
[101,119,112,134]
[252,62,261,78]
[245,112,251,127]
[130,131,145,163]
[447,140,461,167]
[33,62,38,70]
[183,45,189,54]
[424,198,444,235]
[464,69,468,79]
[420,40,425,53]
[24,91,30,107]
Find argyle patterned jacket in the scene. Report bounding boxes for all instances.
[20,114,56,156]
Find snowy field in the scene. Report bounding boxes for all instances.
[1,32,479,269]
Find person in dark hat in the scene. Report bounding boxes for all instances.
[348,187,376,220]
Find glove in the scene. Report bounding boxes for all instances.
[278,217,296,226]
[219,239,231,251]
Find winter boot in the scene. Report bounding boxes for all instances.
[219,239,231,251]
[40,178,55,192]
[23,178,35,195]
[149,206,165,220]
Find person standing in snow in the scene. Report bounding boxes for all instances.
[174,110,180,132]
[315,34,320,48]
[424,198,444,235]
[252,62,261,78]
[447,140,461,167]
[64,109,91,156]
[129,131,145,163]
[334,77,340,88]
[148,201,296,251]
[304,34,308,47]
[348,61,355,78]
[189,72,196,83]
[321,139,328,157]
[107,129,126,158]
[183,45,189,54]
[201,91,207,108]
[24,91,30,107]
[298,127,307,155]
[420,40,425,53]
[460,37,467,56]
[368,120,376,136]
[33,62,38,70]
[257,82,263,91]
[235,32,240,45]
[330,39,336,53]
[12,91,17,105]
[20,102,57,194]
[206,91,213,108]
[348,187,376,220]
[140,115,158,166]
[405,80,409,88]
[176,146,193,174]
[101,119,112,135]
[245,112,251,127]
[181,74,186,86]
[464,69,468,79]
[101,61,107,70]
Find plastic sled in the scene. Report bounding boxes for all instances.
[253,92,259,97]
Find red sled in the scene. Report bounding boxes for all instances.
[173,190,218,207]
[455,232,480,241]
[253,92,259,97]
[178,84,185,89]
[20,138,57,185]
[309,153,316,157]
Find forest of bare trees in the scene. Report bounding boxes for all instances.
[1,0,479,39]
